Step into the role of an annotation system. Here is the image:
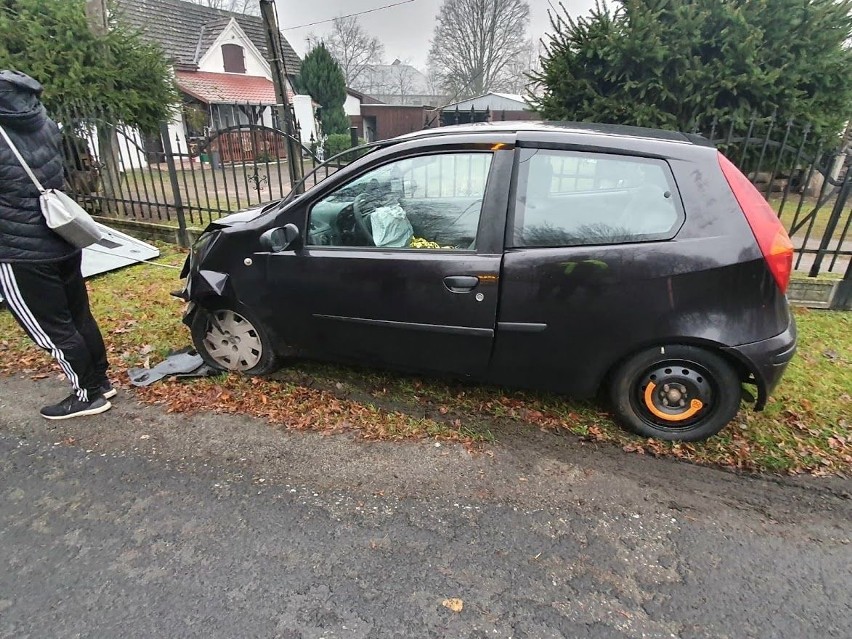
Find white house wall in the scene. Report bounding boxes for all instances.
[167,112,189,155]
[86,125,145,171]
[292,95,318,146]
[344,93,362,117]
[198,19,271,78]
[83,109,191,172]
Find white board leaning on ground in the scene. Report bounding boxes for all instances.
[0,223,160,304]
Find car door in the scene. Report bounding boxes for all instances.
[264,146,514,377]
[491,146,686,395]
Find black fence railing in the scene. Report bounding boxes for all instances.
[54,102,851,281]
[52,102,363,236]
[700,114,851,279]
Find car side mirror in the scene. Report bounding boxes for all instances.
[259,224,301,252]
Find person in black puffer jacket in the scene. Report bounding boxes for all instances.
[0,70,114,419]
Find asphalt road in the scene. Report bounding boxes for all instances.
[1,375,850,639]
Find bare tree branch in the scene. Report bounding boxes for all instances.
[428,0,531,99]
[387,59,417,103]
[323,16,385,87]
[501,38,543,95]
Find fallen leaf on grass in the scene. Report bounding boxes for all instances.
[828,437,846,450]
[583,426,606,442]
[442,598,463,613]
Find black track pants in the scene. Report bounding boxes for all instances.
[0,253,108,401]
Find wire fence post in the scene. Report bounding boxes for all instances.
[159,123,190,247]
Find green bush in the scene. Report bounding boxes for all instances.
[324,133,365,158]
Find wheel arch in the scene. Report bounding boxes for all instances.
[599,337,759,404]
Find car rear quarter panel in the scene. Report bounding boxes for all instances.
[490,143,790,396]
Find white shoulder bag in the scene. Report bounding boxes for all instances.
[0,124,103,248]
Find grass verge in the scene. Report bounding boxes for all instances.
[0,246,849,475]
[768,193,851,244]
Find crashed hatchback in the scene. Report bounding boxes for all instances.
[178,122,796,442]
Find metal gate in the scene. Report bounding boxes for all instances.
[54,102,362,242]
[701,115,851,282]
[55,103,852,291]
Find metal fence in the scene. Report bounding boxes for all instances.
[55,103,851,281]
[53,102,359,236]
[700,114,851,279]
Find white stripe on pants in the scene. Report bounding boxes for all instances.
[0,263,88,401]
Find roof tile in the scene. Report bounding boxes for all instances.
[175,71,295,104]
[115,0,301,75]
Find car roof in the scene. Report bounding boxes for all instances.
[394,121,706,147]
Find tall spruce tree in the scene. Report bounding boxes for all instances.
[532,0,852,139]
[296,43,349,136]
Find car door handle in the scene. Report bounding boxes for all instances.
[443,275,480,293]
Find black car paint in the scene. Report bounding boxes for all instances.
[182,123,795,408]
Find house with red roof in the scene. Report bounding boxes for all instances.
[115,0,318,151]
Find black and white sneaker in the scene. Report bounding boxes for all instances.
[100,381,117,400]
[40,394,112,420]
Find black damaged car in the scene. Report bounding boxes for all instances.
[178,122,796,442]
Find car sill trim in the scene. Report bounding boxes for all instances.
[315,314,494,337]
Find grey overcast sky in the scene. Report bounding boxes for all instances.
[278,0,598,70]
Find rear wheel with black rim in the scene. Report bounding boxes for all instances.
[609,345,741,441]
[191,304,279,376]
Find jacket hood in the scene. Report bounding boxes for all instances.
[0,70,48,132]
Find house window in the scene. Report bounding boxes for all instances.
[222,44,246,74]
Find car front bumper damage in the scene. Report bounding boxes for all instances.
[174,268,232,326]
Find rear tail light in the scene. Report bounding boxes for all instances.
[718,152,794,293]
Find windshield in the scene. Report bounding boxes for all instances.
[281,143,386,206]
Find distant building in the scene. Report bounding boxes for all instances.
[115,0,318,149]
[345,91,543,143]
[433,93,541,127]
[350,59,445,107]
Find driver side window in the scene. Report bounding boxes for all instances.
[308,152,493,250]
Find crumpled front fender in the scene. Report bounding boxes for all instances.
[195,270,230,297]
[180,269,230,301]
[180,270,234,328]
